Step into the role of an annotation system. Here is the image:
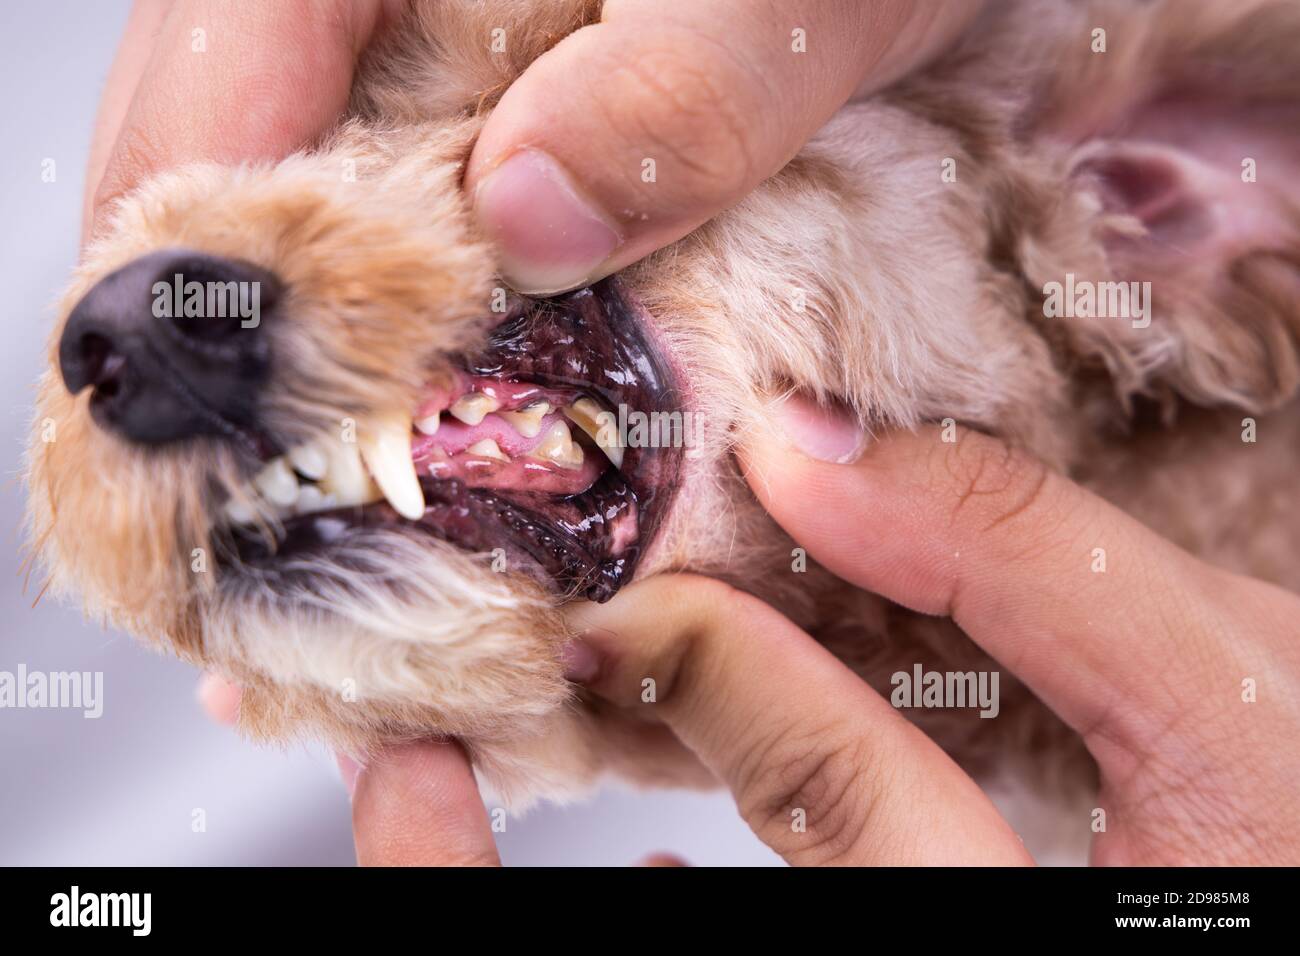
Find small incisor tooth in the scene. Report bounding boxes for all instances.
[318,437,379,507]
[449,392,500,426]
[295,485,337,515]
[358,415,425,520]
[288,443,328,480]
[465,438,510,462]
[530,420,585,470]
[414,414,441,436]
[224,495,258,525]
[563,398,623,469]
[255,458,300,508]
[498,401,549,438]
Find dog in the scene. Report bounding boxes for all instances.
[26,0,1300,850]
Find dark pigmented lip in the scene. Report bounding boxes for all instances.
[228,276,685,603]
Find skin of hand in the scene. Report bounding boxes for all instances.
[334,396,1300,866]
[463,0,988,293]
[84,0,984,265]
[83,0,404,244]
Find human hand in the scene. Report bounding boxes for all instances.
[82,0,402,244]
[330,396,1299,866]
[466,0,987,293]
[707,396,1296,865]
[87,1,985,282]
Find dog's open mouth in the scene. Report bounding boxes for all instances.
[222,278,684,602]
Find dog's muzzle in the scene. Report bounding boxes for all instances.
[59,249,280,446]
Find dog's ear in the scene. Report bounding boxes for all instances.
[1071,117,1300,410]
[1033,0,1300,411]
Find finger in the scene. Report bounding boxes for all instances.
[637,852,689,867]
[196,672,241,726]
[567,576,1030,866]
[739,395,1243,747]
[467,0,986,294]
[88,0,396,239]
[350,740,501,867]
[82,0,172,245]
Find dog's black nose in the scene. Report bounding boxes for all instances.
[59,249,280,445]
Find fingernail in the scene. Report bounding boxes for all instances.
[473,148,622,295]
[560,639,600,684]
[335,753,363,799]
[772,394,866,464]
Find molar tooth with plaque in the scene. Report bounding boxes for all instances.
[498,401,549,439]
[563,399,623,469]
[465,438,510,462]
[448,393,500,426]
[530,420,585,470]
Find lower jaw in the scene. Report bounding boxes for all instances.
[228,277,685,603]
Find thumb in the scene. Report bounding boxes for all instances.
[349,740,501,867]
[466,0,985,294]
[737,394,1235,742]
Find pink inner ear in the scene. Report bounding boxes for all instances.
[1068,95,1300,271]
[1077,146,1214,248]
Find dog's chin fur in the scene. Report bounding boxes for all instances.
[25,0,1300,839]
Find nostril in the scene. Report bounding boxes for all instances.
[61,330,126,396]
[57,248,280,445]
[79,333,112,383]
[93,354,126,398]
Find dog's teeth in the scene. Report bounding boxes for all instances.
[295,485,337,515]
[448,393,500,426]
[498,401,549,439]
[255,458,300,508]
[318,438,380,507]
[465,438,510,462]
[288,443,328,481]
[414,414,442,436]
[529,420,585,470]
[223,496,258,525]
[563,399,623,469]
[358,416,426,521]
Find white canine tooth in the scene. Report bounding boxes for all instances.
[563,399,623,469]
[530,420,585,470]
[498,401,549,439]
[414,414,442,436]
[288,443,328,480]
[318,437,380,507]
[255,457,300,508]
[449,392,500,426]
[358,415,426,521]
[465,438,510,462]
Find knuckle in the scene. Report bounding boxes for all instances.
[672,574,777,644]
[604,36,764,199]
[934,431,1056,539]
[649,575,771,708]
[736,727,881,865]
